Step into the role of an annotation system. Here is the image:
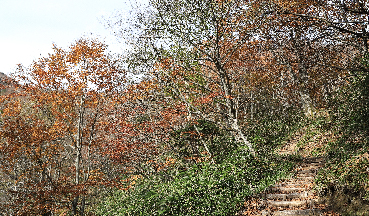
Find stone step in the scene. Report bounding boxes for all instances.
[274,183,306,188]
[282,178,313,183]
[299,164,323,169]
[303,157,326,163]
[256,155,325,215]
[269,187,305,193]
[300,161,324,166]
[261,209,322,216]
[267,199,318,208]
[296,172,315,177]
[281,180,313,185]
[302,159,325,164]
[296,169,318,174]
[296,176,315,181]
[265,191,312,200]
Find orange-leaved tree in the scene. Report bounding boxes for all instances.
[260,0,368,116]
[0,38,125,215]
[101,79,189,179]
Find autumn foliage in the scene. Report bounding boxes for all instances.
[0,38,126,215]
[0,0,368,215]
[0,38,192,215]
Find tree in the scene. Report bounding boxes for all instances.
[271,0,369,53]
[111,0,275,156]
[0,38,124,215]
[101,79,189,178]
[242,0,365,118]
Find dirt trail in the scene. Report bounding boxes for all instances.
[238,130,340,216]
[258,156,326,215]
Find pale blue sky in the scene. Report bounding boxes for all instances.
[0,0,143,74]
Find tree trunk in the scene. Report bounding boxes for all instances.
[80,196,86,216]
[217,63,256,156]
[299,91,315,118]
[72,195,79,215]
[293,28,316,118]
[231,118,256,156]
[72,148,81,215]
[72,96,85,215]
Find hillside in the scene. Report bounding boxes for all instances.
[0,0,368,215]
[238,115,369,215]
[0,72,16,95]
[0,72,9,86]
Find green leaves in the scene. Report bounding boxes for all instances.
[96,146,294,215]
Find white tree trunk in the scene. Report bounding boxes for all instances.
[299,91,315,118]
[231,118,256,156]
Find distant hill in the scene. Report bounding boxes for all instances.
[0,72,16,95]
[0,72,9,85]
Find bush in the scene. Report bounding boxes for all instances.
[245,107,304,155]
[169,120,238,164]
[95,147,294,216]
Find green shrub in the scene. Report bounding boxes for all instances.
[245,107,304,154]
[316,155,369,198]
[169,120,238,164]
[95,147,294,216]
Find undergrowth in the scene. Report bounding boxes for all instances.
[93,83,319,216]
[94,110,302,215]
[311,55,369,215]
[95,147,294,216]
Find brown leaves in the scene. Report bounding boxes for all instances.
[0,38,127,215]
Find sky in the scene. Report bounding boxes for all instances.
[0,0,145,74]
